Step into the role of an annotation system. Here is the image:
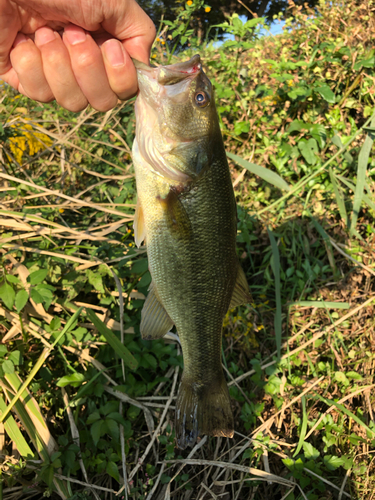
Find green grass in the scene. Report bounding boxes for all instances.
[0,0,375,498]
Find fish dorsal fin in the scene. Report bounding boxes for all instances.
[134,198,146,248]
[140,282,174,340]
[229,265,251,309]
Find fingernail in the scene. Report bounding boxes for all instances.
[64,27,86,45]
[35,27,56,46]
[103,39,125,67]
[13,33,28,48]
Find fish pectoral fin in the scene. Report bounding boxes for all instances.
[158,189,192,240]
[140,282,174,340]
[229,264,252,309]
[134,198,146,248]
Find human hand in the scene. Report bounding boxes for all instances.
[0,0,156,111]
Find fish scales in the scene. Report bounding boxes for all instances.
[132,55,250,449]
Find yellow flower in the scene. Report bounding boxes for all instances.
[59,208,64,213]
[156,37,160,42]
[152,54,157,58]
[187,0,193,5]
[8,120,53,165]
[205,6,211,12]
[161,41,165,45]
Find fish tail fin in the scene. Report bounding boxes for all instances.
[175,372,234,449]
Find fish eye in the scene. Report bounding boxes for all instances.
[194,91,210,108]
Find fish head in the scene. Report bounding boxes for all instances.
[133,55,219,183]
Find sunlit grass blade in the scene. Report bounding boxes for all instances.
[0,394,34,459]
[1,375,70,498]
[293,396,307,457]
[309,214,337,276]
[0,308,83,425]
[227,152,290,191]
[289,301,350,309]
[315,393,375,438]
[331,133,353,163]
[267,228,282,359]
[87,309,138,370]
[350,113,375,234]
[329,167,347,225]
[336,175,375,212]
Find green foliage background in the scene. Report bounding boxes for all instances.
[0,0,375,498]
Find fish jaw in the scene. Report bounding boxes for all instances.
[133,55,217,183]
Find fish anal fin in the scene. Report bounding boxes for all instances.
[175,372,234,450]
[229,265,251,309]
[134,199,146,248]
[140,282,174,340]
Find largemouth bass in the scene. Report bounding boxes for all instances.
[132,55,250,449]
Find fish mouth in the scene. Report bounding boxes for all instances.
[132,55,202,85]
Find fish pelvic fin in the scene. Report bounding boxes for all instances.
[175,372,234,450]
[229,264,252,309]
[140,282,174,340]
[134,198,146,248]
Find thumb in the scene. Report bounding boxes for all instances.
[102,0,156,65]
[0,0,21,74]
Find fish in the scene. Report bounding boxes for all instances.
[132,55,251,449]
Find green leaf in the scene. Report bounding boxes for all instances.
[346,371,362,380]
[329,168,347,225]
[86,309,138,370]
[30,289,43,304]
[350,112,375,234]
[315,84,335,103]
[323,455,344,471]
[354,57,375,70]
[227,152,290,191]
[293,396,307,457]
[331,134,353,163]
[303,442,320,460]
[6,275,20,285]
[105,418,120,441]
[90,420,103,446]
[298,138,318,165]
[15,290,29,312]
[28,269,48,285]
[143,353,158,369]
[2,360,14,374]
[131,258,149,274]
[8,351,21,366]
[87,270,105,293]
[234,121,250,136]
[56,373,85,388]
[86,411,101,425]
[0,395,33,459]
[106,461,120,482]
[289,301,349,309]
[138,271,152,289]
[268,229,281,359]
[0,281,15,309]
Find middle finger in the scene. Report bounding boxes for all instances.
[63,24,118,112]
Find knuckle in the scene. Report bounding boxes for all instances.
[74,50,98,71]
[60,97,88,113]
[93,95,118,112]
